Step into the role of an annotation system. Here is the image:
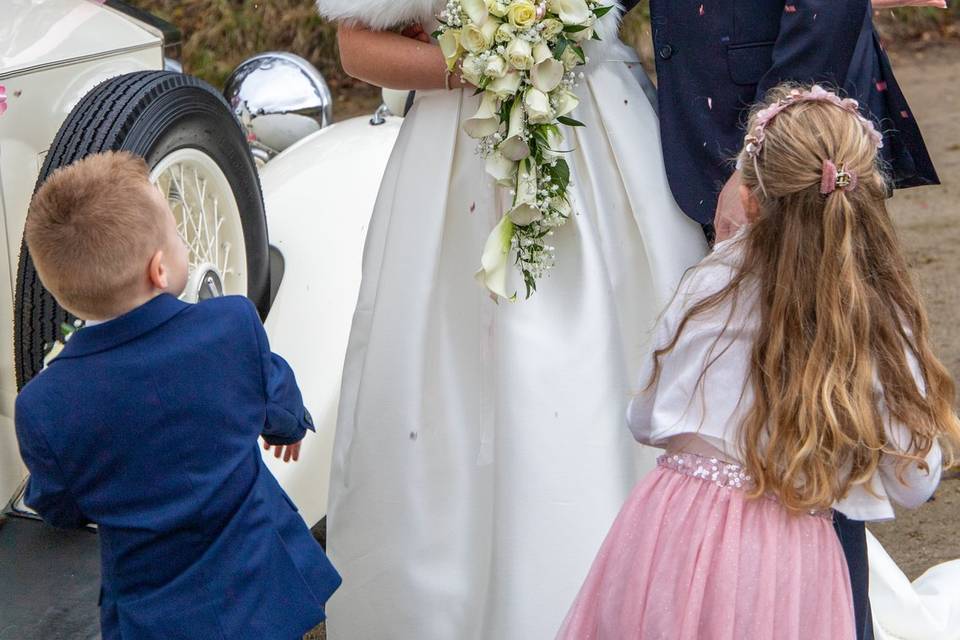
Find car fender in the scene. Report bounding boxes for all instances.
[258,114,403,526]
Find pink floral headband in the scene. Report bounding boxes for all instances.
[743,85,883,196]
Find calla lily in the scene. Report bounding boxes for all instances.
[548,0,591,24]
[499,99,530,161]
[486,151,518,186]
[532,57,564,92]
[462,0,490,24]
[533,42,553,65]
[541,126,567,162]
[524,88,553,124]
[508,160,542,225]
[438,30,463,71]
[476,215,516,300]
[488,70,522,99]
[554,90,580,118]
[464,92,502,139]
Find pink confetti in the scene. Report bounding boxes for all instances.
[707,97,713,110]
[0,85,7,117]
[900,110,910,119]
[699,4,705,16]
[875,81,888,92]
[785,4,797,12]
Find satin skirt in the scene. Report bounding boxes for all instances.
[557,455,856,640]
[325,51,708,640]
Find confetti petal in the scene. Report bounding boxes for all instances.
[785,4,797,12]
[707,97,713,110]
[699,4,705,16]
[875,81,888,92]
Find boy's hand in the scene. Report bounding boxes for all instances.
[263,439,302,463]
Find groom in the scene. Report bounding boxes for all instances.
[623,1,940,639]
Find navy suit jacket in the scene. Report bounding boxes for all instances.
[15,294,341,640]
[624,0,938,224]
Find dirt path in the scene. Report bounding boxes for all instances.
[868,44,960,580]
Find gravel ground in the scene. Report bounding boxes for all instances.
[868,44,960,581]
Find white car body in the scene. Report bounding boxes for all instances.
[0,0,401,526]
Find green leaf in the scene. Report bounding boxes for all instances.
[61,322,76,336]
[431,29,443,39]
[551,158,571,191]
[557,115,586,127]
[499,98,513,124]
[563,24,590,33]
[593,5,614,18]
[551,38,569,58]
[571,45,586,63]
[591,31,602,41]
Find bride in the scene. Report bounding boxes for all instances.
[313,0,706,637]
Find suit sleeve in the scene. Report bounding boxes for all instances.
[243,300,316,446]
[756,0,869,101]
[15,400,89,529]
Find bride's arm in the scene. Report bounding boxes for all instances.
[338,24,459,91]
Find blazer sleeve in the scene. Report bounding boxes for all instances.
[756,0,869,101]
[14,400,89,529]
[243,300,316,446]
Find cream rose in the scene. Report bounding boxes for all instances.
[460,54,486,86]
[560,46,581,71]
[496,22,516,44]
[488,70,522,98]
[524,88,553,124]
[486,0,509,17]
[485,54,509,79]
[462,19,499,54]
[540,18,564,39]
[506,38,535,71]
[507,0,538,28]
[568,18,595,43]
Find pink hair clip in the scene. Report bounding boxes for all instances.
[820,159,859,195]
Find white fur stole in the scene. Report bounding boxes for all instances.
[315,0,623,39]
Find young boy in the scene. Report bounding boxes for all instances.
[15,151,340,640]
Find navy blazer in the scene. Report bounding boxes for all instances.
[15,294,341,640]
[623,0,938,224]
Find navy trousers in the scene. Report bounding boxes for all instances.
[834,512,873,640]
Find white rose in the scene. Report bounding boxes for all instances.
[485,54,509,79]
[462,19,499,53]
[460,54,486,86]
[540,18,564,39]
[548,0,591,24]
[486,0,509,17]
[507,0,538,28]
[524,88,553,124]
[506,38,535,70]
[486,150,518,186]
[568,18,595,43]
[464,91,502,138]
[560,46,581,70]
[462,0,490,25]
[488,69,522,99]
[500,99,530,161]
[496,23,516,44]
[553,89,580,117]
[438,30,463,71]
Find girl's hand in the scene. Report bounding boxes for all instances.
[873,0,947,8]
[263,439,302,463]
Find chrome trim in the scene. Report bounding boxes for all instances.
[370,104,391,126]
[0,42,161,81]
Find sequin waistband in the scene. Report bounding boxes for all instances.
[657,452,834,521]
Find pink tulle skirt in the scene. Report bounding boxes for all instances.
[556,453,855,640]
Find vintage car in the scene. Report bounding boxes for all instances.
[0,1,404,636]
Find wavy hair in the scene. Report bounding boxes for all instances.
[652,84,960,511]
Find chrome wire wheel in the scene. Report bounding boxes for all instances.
[150,148,248,301]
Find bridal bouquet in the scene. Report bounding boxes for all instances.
[435,0,612,300]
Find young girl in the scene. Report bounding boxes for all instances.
[557,84,960,640]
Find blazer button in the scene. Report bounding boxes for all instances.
[658,44,674,60]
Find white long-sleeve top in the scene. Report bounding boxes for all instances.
[628,237,942,521]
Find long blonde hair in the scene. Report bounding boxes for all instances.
[654,84,960,511]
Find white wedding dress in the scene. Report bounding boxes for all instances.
[315,1,707,638]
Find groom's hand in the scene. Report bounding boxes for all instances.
[714,170,749,243]
[263,439,302,463]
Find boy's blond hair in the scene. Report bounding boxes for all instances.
[26,151,167,319]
